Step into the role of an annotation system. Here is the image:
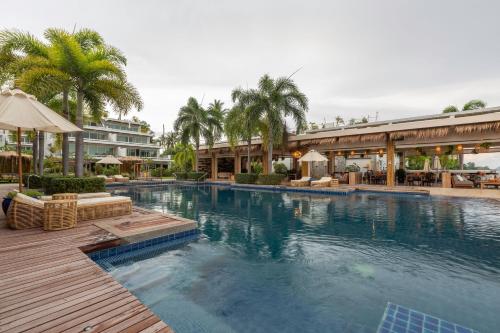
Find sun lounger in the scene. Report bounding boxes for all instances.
[97,175,114,183]
[40,192,111,201]
[7,193,132,229]
[7,193,77,230]
[311,177,333,187]
[113,175,130,182]
[452,175,474,188]
[291,176,312,187]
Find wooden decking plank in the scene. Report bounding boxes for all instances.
[8,292,134,333]
[0,202,175,333]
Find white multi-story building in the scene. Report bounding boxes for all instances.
[68,118,161,159]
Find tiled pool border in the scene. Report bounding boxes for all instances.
[377,302,479,333]
[88,228,200,263]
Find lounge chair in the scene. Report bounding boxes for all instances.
[291,176,312,187]
[311,177,333,187]
[113,175,130,182]
[97,175,114,184]
[7,193,132,229]
[452,175,474,188]
[40,192,111,201]
[7,193,77,230]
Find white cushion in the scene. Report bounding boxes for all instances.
[77,196,131,207]
[15,193,44,208]
[456,175,464,182]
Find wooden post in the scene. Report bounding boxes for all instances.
[386,133,395,187]
[329,151,335,175]
[17,127,22,193]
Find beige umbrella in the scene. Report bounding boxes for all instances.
[96,155,122,165]
[96,155,122,174]
[298,150,328,177]
[0,89,82,192]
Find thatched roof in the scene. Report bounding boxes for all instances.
[0,151,32,158]
[454,121,500,134]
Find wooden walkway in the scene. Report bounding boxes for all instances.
[0,208,174,333]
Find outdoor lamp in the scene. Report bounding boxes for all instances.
[457,144,463,152]
[291,151,302,159]
[435,146,441,154]
[378,149,384,157]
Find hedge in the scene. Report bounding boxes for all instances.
[44,177,105,195]
[22,174,42,189]
[174,172,206,180]
[257,173,286,185]
[235,173,259,184]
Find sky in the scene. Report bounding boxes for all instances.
[3,0,500,167]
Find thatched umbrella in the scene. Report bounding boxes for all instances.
[96,155,123,174]
[298,150,328,177]
[0,89,82,192]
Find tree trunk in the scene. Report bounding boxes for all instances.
[75,90,84,177]
[247,139,251,173]
[62,89,70,176]
[267,127,273,174]
[195,142,199,172]
[32,131,38,174]
[38,131,44,175]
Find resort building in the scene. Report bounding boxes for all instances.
[68,118,161,159]
[199,107,500,187]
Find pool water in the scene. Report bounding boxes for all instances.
[108,185,500,333]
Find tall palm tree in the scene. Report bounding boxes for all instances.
[240,74,308,173]
[42,29,142,176]
[206,100,226,148]
[226,88,261,173]
[174,97,213,171]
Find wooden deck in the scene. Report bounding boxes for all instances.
[0,208,175,333]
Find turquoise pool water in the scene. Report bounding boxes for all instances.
[108,184,500,333]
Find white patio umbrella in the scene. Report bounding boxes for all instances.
[433,155,442,170]
[298,150,328,177]
[423,158,431,172]
[0,89,82,192]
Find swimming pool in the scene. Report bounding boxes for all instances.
[105,184,500,332]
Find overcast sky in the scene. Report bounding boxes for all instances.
[3,0,500,166]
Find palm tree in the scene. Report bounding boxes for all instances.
[238,74,308,173]
[206,100,226,148]
[226,88,261,173]
[174,97,223,171]
[442,99,487,168]
[173,143,195,171]
[44,29,142,176]
[335,116,344,127]
[0,28,140,177]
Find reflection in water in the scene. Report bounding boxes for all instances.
[110,185,500,333]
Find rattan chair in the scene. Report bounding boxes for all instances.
[43,199,78,231]
[7,194,44,229]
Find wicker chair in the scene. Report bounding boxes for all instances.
[291,177,312,187]
[7,193,44,229]
[7,193,77,231]
[43,199,78,231]
[77,196,132,221]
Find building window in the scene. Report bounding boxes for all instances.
[117,135,149,144]
[126,148,156,157]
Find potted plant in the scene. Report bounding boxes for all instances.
[2,190,43,215]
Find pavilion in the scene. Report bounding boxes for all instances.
[198,107,500,187]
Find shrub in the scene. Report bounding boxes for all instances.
[346,164,360,172]
[251,161,263,175]
[44,177,105,195]
[151,167,173,177]
[22,174,42,189]
[273,162,288,175]
[187,172,207,180]
[95,164,104,175]
[235,173,259,184]
[7,190,43,199]
[257,173,285,185]
[174,172,188,180]
[103,166,119,177]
